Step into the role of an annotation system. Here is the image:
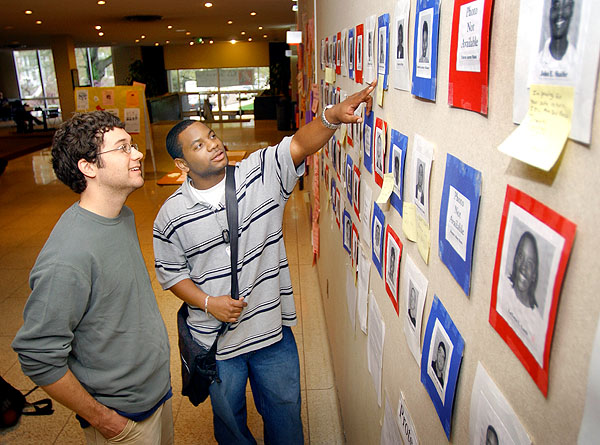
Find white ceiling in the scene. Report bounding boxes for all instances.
[0,0,297,49]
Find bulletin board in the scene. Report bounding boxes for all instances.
[74,85,155,173]
[306,0,600,444]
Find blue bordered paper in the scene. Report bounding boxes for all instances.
[438,154,482,296]
[348,27,355,80]
[411,0,440,101]
[331,178,337,214]
[388,129,408,217]
[363,110,374,174]
[420,295,464,439]
[371,203,385,277]
[377,13,390,90]
[343,209,352,254]
[346,154,354,203]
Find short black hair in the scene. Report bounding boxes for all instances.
[437,341,446,356]
[166,120,196,159]
[52,111,125,194]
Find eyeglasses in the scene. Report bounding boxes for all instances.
[98,143,139,156]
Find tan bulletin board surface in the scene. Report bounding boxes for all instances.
[307,0,600,443]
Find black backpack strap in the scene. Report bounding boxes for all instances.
[225,164,239,301]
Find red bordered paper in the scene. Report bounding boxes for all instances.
[489,185,576,396]
[448,0,494,115]
[336,31,342,74]
[351,223,359,268]
[355,24,364,84]
[352,165,361,220]
[335,188,341,229]
[373,117,388,188]
[384,225,403,315]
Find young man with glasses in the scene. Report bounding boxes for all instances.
[153,82,375,444]
[12,111,173,444]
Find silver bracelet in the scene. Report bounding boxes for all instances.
[321,105,341,130]
[204,295,211,314]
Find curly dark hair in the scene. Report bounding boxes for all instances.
[52,111,125,193]
[166,119,196,160]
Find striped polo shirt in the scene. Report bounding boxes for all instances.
[153,136,304,360]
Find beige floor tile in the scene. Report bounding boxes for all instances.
[0,268,30,302]
[0,335,19,375]
[306,388,345,445]
[0,297,26,336]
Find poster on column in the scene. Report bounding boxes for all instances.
[490,185,576,396]
[411,0,441,101]
[448,0,494,114]
[421,295,465,440]
[365,15,377,82]
[355,24,364,84]
[377,13,391,90]
[372,203,386,278]
[438,154,482,296]
[513,0,600,144]
[393,0,411,91]
[389,129,408,217]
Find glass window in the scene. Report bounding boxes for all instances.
[75,47,114,87]
[13,49,59,110]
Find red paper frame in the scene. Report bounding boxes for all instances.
[489,185,576,396]
[336,31,342,74]
[335,188,341,229]
[448,0,494,115]
[384,225,403,315]
[373,117,388,188]
[355,24,364,84]
[351,223,359,268]
[353,165,361,220]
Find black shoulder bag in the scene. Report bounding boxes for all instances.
[178,165,239,406]
[1,377,53,431]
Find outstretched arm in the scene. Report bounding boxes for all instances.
[290,80,377,167]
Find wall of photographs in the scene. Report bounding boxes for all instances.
[298,0,600,443]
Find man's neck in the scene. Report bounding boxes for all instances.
[79,189,127,218]
[188,169,226,190]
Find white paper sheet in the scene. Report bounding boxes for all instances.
[357,245,371,334]
[381,393,402,445]
[469,362,531,445]
[368,291,385,407]
[402,254,429,366]
[346,266,357,331]
[397,391,419,445]
[361,182,374,248]
[393,0,411,91]
[411,134,434,225]
[578,317,600,444]
[365,15,378,83]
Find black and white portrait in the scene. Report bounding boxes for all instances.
[427,320,454,403]
[496,203,565,366]
[531,0,581,85]
[349,36,355,70]
[365,124,372,158]
[392,144,402,195]
[374,130,383,176]
[378,26,386,74]
[357,35,363,71]
[415,159,425,206]
[373,219,383,262]
[344,215,351,250]
[397,21,404,60]
[407,281,418,329]
[386,236,399,299]
[368,30,374,66]
[416,8,433,79]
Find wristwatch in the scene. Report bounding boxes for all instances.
[321,105,342,130]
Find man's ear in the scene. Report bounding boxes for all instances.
[174,157,189,173]
[77,158,97,179]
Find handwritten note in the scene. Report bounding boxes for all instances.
[402,202,417,242]
[416,214,430,264]
[325,67,336,84]
[499,84,574,171]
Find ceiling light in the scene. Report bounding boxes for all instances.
[95,25,102,30]
[292,4,298,11]
[186,31,191,35]
[258,26,263,30]
[135,39,140,42]
[98,32,104,36]
[241,31,246,35]
[230,39,237,44]
[227,20,233,25]
[250,11,257,16]
[167,25,173,29]
[166,40,170,44]
[25,10,33,15]
[204,2,213,7]
[209,40,214,44]
[154,42,159,46]
[248,38,252,42]
[97,0,106,4]
[35,20,42,25]
[189,41,194,45]
[141,35,146,39]
[263,34,268,38]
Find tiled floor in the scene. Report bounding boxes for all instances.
[0,120,345,444]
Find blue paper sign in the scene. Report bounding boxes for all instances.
[420,295,464,439]
[343,209,352,254]
[377,14,390,90]
[363,111,374,174]
[411,0,441,101]
[346,154,353,204]
[371,203,385,277]
[388,129,408,217]
[438,154,482,296]
[348,28,355,80]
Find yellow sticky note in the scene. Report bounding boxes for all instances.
[402,202,417,242]
[325,67,336,84]
[499,84,574,171]
[340,124,348,144]
[376,173,395,205]
[416,215,430,264]
[377,74,384,107]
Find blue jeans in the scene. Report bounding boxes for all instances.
[209,326,303,445]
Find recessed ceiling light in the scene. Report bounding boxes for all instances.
[227,20,233,25]
[141,35,146,39]
[97,0,106,4]
[230,39,237,44]
[154,42,159,46]
[186,31,191,35]
[258,26,263,30]
[95,25,102,30]
[190,41,194,45]
[167,25,173,29]
[263,34,267,38]
[166,40,170,44]
[292,4,298,11]
[248,38,252,42]
[209,40,214,44]
[35,20,42,25]
[204,2,213,7]
[135,39,140,42]
[98,32,104,36]
[241,31,246,35]
[250,11,257,16]
[24,10,33,15]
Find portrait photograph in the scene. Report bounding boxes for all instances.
[377,13,390,87]
[340,29,346,72]
[384,225,403,314]
[374,129,384,176]
[346,154,353,204]
[411,134,434,224]
[373,117,387,188]
[490,185,576,396]
[352,165,361,220]
[396,18,405,63]
[355,23,364,83]
[349,35,354,71]
[421,295,465,439]
[367,29,374,67]
[320,38,326,70]
[371,203,386,277]
[335,188,341,229]
[352,224,359,268]
[357,34,363,71]
[363,111,374,173]
[469,363,532,445]
[378,26,387,74]
[389,130,408,217]
[402,253,428,365]
[343,210,352,255]
[416,7,433,79]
